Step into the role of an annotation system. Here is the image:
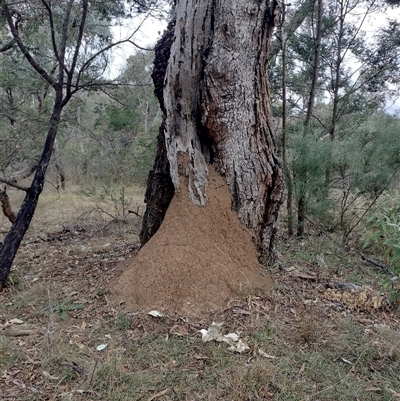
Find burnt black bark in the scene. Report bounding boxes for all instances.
[139,0,284,258]
[0,98,62,286]
[140,20,175,246]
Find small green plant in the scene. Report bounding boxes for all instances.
[82,185,132,219]
[364,200,400,303]
[42,298,84,320]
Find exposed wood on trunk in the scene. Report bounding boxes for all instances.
[162,0,213,205]
[141,0,284,257]
[0,189,16,223]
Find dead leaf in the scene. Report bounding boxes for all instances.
[147,388,170,401]
[200,322,250,353]
[366,387,382,392]
[229,339,250,353]
[293,270,318,280]
[169,325,189,337]
[232,309,251,315]
[316,256,327,268]
[388,388,400,398]
[298,362,306,374]
[258,349,277,359]
[9,319,24,325]
[193,353,208,360]
[200,322,224,342]
[43,371,60,380]
[148,310,163,318]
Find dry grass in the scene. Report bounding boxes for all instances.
[1,185,400,400]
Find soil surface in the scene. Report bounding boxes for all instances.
[112,167,274,316]
[1,186,399,400]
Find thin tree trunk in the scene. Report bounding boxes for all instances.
[297,195,305,237]
[55,161,66,190]
[297,0,323,237]
[304,0,323,127]
[0,96,62,287]
[141,0,284,257]
[281,1,294,237]
[329,2,344,141]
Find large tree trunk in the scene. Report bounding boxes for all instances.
[141,0,284,257]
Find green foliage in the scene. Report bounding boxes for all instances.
[0,1,162,189]
[60,51,160,185]
[272,0,400,239]
[285,124,335,226]
[82,185,132,219]
[42,299,84,320]
[364,199,400,303]
[104,105,137,131]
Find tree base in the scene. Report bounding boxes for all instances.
[111,167,274,316]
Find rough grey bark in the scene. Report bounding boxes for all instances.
[141,0,284,256]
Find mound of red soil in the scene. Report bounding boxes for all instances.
[111,168,274,316]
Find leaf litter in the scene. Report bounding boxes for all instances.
[1,191,400,400]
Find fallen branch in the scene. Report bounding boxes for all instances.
[361,254,392,273]
[128,207,142,218]
[62,361,84,375]
[304,216,343,248]
[1,329,40,337]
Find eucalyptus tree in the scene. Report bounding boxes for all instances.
[139,0,285,261]
[0,0,166,287]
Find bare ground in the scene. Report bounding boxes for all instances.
[1,185,399,400]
